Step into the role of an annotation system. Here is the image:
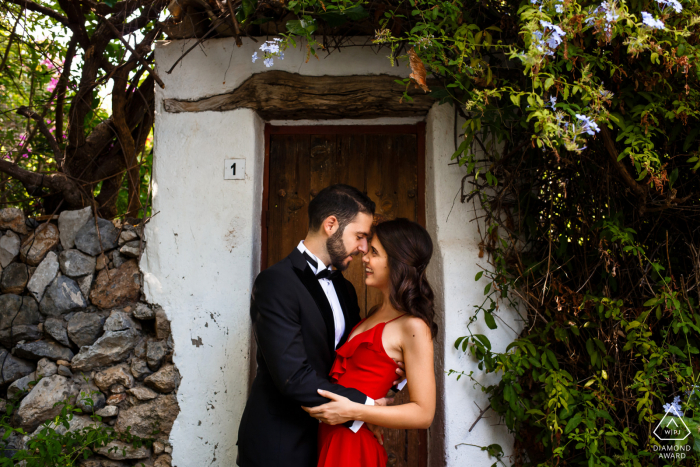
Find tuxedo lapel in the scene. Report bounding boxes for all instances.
[332,275,355,348]
[289,249,336,353]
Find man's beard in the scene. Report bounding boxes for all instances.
[327,227,354,271]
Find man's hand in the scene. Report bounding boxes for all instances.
[367,423,384,446]
[392,361,406,387]
[374,393,395,407]
[302,389,358,425]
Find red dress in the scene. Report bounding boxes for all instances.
[317,315,406,467]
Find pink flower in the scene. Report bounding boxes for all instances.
[41,58,53,68]
[47,77,59,93]
[19,134,26,141]
[4,155,11,160]
[21,154,28,158]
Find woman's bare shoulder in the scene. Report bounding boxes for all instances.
[400,315,433,341]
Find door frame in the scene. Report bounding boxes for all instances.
[260,123,427,272]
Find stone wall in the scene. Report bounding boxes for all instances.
[0,207,179,467]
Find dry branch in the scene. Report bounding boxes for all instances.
[163,71,436,119]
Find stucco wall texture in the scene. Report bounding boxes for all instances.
[148,37,522,466]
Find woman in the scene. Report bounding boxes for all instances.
[302,218,437,467]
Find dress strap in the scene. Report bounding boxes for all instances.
[385,313,408,324]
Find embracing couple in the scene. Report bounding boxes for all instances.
[237,184,436,467]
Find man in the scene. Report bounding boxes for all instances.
[236,184,403,467]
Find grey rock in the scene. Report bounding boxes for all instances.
[112,250,126,268]
[58,207,92,250]
[77,274,93,299]
[0,231,20,267]
[76,379,105,414]
[96,440,151,460]
[0,208,28,235]
[130,358,151,381]
[27,251,59,302]
[127,386,158,401]
[95,405,119,417]
[103,310,141,332]
[7,372,36,399]
[40,276,88,315]
[70,329,140,372]
[0,428,23,459]
[144,364,179,393]
[0,294,41,330]
[0,325,42,348]
[59,249,96,278]
[0,348,35,385]
[132,303,155,320]
[118,230,139,245]
[114,394,178,438]
[57,365,72,377]
[16,375,80,431]
[67,312,106,348]
[133,339,147,359]
[44,317,70,347]
[74,218,118,256]
[146,340,168,370]
[36,358,57,378]
[95,364,134,392]
[119,241,141,258]
[110,384,125,394]
[14,340,74,362]
[0,263,28,294]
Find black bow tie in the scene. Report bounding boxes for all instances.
[315,269,342,280]
[303,251,341,280]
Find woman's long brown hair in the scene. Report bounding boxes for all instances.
[371,218,437,337]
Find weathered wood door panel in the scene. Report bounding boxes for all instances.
[264,125,427,467]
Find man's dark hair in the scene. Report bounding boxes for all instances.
[308,184,376,232]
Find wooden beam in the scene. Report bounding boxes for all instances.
[163,71,436,119]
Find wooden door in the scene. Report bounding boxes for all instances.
[262,125,427,467]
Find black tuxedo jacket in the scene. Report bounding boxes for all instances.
[236,248,366,467]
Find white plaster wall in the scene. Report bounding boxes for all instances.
[425,103,523,466]
[149,35,521,467]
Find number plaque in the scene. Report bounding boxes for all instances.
[224,159,246,180]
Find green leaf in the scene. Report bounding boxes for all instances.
[473,334,492,350]
[475,271,483,281]
[484,311,498,329]
[564,413,582,433]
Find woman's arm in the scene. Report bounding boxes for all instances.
[303,318,435,430]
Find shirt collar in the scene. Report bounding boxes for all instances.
[297,240,332,275]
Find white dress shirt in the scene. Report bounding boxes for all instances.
[297,240,373,433]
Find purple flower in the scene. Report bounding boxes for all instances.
[656,0,682,13]
[663,395,684,416]
[264,58,274,67]
[575,114,600,135]
[548,96,557,109]
[252,52,258,63]
[260,38,282,54]
[537,21,566,54]
[641,11,665,29]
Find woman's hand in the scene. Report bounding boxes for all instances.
[301,389,360,425]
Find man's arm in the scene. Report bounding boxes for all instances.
[252,269,368,407]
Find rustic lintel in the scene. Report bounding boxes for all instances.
[162,71,436,120]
